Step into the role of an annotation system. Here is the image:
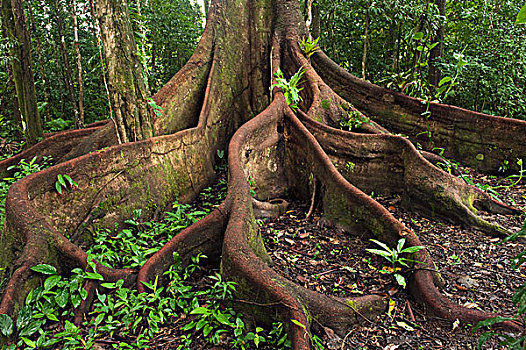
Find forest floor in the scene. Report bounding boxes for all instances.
[258,165,525,350]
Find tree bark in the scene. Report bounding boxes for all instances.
[27,1,51,123]
[310,0,320,39]
[52,0,79,128]
[1,0,43,145]
[361,1,370,80]
[429,0,446,87]
[94,0,153,143]
[0,10,22,133]
[72,0,84,127]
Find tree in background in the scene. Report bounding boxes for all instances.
[94,0,152,143]
[315,0,526,119]
[1,0,43,145]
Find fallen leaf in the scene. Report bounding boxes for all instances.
[463,302,479,309]
[395,321,415,331]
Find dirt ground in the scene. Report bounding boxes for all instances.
[259,165,525,350]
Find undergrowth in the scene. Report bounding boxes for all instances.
[0,169,292,349]
[0,157,52,227]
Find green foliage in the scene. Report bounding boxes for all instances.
[315,0,526,119]
[366,238,424,288]
[271,67,305,111]
[339,109,371,130]
[516,3,526,24]
[0,175,289,349]
[55,174,78,194]
[147,98,163,117]
[299,36,320,58]
[0,157,51,227]
[45,118,73,132]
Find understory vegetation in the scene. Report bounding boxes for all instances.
[0,163,291,349]
[315,0,526,119]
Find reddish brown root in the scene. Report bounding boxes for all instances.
[0,121,107,178]
[1,1,524,349]
[312,51,526,174]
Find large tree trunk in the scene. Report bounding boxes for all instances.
[0,0,525,348]
[94,0,153,143]
[1,0,43,145]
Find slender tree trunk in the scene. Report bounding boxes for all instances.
[429,0,445,87]
[0,11,22,133]
[27,1,51,123]
[203,0,209,16]
[311,0,320,39]
[305,0,313,32]
[72,0,84,127]
[1,0,43,145]
[412,0,431,73]
[52,0,79,127]
[361,1,370,80]
[94,0,153,143]
[135,0,149,92]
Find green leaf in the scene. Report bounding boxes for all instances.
[16,306,32,330]
[0,314,13,337]
[44,275,61,291]
[476,332,494,350]
[438,76,452,87]
[214,312,231,325]
[46,313,59,322]
[516,4,526,24]
[31,264,57,275]
[400,245,424,254]
[396,238,406,253]
[57,174,66,187]
[19,320,44,337]
[21,337,37,348]
[190,307,211,315]
[55,181,62,194]
[369,239,391,253]
[394,273,406,288]
[290,319,306,330]
[85,272,104,280]
[365,248,392,260]
[412,32,424,40]
[472,316,514,332]
[55,288,69,308]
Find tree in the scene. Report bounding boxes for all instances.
[0,0,525,347]
[1,0,43,145]
[93,0,152,143]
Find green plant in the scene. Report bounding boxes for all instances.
[147,98,163,117]
[247,175,256,197]
[339,110,371,130]
[299,36,320,58]
[55,174,78,194]
[516,3,526,24]
[45,118,73,132]
[1,157,51,226]
[271,67,305,111]
[473,219,526,349]
[366,238,424,288]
